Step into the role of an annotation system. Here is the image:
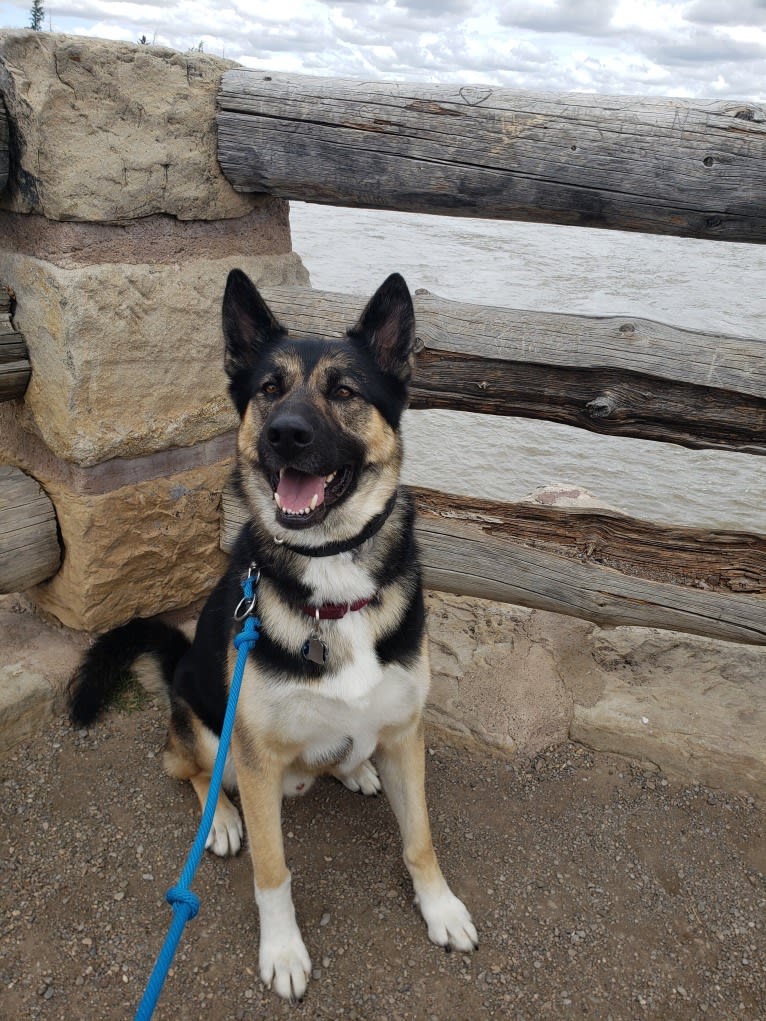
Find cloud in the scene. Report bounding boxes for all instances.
[686,0,766,27]
[646,28,766,65]
[393,0,475,14]
[498,0,620,35]
[1,0,765,100]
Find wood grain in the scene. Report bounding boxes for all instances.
[418,519,765,646]
[413,488,765,596]
[218,72,766,242]
[0,286,30,403]
[0,465,61,592]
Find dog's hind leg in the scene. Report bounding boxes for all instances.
[187,772,243,857]
[376,720,478,953]
[163,708,244,857]
[330,758,381,796]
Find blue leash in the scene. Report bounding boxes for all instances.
[134,564,261,1021]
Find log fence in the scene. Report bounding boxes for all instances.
[216,71,765,646]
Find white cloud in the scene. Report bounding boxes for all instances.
[1,0,764,99]
[686,0,766,27]
[498,0,621,35]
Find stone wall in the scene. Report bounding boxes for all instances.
[0,31,309,630]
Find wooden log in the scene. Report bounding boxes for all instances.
[0,286,31,402]
[413,488,766,596]
[255,286,766,454]
[0,465,61,593]
[218,72,766,242]
[0,96,7,194]
[417,515,765,647]
[219,481,765,645]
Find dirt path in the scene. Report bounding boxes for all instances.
[1,706,763,1020]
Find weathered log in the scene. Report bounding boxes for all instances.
[0,286,30,402]
[219,481,765,645]
[218,72,766,242]
[417,514,765,647]
[413,488,765,596]
[0,96,8,194]
[0,465,61,593]
[254,286,766,454]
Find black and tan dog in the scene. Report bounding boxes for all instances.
[68,269,477,1000]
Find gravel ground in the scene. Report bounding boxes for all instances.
[1,705,764,1020]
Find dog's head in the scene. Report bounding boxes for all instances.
[223,269,416,544]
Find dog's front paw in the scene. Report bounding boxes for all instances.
[332,757,381,796]
[417,888,478,953]
[204,800,243,857]
[259,930,312,1001]
[256,876,312,1001]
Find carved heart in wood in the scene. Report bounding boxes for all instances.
[458,86,494,106]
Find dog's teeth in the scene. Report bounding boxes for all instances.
[325,472,336,483]
[274,492,282,509]
[310,494,318,510]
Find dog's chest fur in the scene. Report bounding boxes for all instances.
[241,551,428,771]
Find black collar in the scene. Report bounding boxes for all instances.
[276,492,398,558]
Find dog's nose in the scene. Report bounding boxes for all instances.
[267,413,315,460]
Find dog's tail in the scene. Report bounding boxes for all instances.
[68,618,191,727]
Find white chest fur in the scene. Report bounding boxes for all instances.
[302,551,377,604]
[239,550,428,773]
[300,551,382,702]
[278,658,426,771]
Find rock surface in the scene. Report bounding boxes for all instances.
[425,591,766,800]
[0,31,255,222]
[572,626,766,800]
[0,251,307,465]
[0,595,87,755]
[31,462,231,631]
[426,592,573,755]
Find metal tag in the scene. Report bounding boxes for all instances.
[302,636,328,666]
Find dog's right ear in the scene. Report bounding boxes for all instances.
[222,269,287,379]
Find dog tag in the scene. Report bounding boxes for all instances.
[302,636,328,666]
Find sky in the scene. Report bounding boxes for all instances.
[2,1,766,100]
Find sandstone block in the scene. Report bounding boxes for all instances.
[425,589,765,799]
[0,31,255,222]
[425,590,574,755]
[31,462,232,631]
[571,626,766,801]
[0,251,308,466]
[0,595,88,755]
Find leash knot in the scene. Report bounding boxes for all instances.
[233,618,260,650]
[166,886,201,920]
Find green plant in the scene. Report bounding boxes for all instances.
[29,0,45,31]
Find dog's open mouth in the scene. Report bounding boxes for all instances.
[271,466,355,528]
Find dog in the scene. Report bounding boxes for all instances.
[68,268,477,1000]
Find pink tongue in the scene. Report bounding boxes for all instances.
[276,469,326,513]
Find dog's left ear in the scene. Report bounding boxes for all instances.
[347,273,416,383]
[222,268,287,379]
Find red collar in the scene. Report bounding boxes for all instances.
[300,595,375,620]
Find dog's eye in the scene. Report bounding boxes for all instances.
[332,385,354,401]
[262,380,281,397]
